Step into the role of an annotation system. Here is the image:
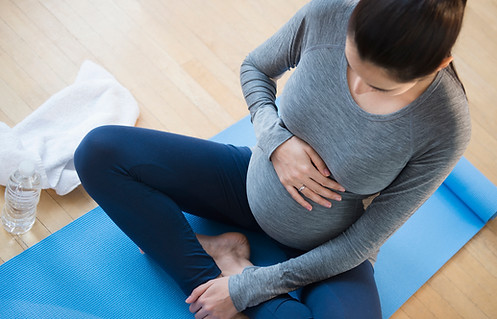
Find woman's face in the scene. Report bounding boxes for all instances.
[345,36,419,97]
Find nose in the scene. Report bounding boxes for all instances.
[352,76,374,95]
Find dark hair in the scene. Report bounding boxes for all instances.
[348,0,467,84]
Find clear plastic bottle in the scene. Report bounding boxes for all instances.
[1,160,41,235]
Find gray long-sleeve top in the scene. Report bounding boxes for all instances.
[228,0,471,311]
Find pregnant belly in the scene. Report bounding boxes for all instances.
[246,147,367,250]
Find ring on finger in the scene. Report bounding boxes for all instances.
[298,184,306,192]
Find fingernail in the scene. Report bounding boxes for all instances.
[327,202,332,208]
[307,205,312,211]
[324,169,331,176]
[336,196,342,201]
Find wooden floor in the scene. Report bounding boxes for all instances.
[0,0,495,317]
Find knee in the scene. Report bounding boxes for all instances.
[74,125,123,184]
[300,262,382,319]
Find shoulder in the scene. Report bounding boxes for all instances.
[304,0,358,25]
[411,69,471,159]
[306,0,358,14]
[428,68,470,134]
[299,0,358,48]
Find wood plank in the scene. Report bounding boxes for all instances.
[40,0,194,135]
[0,223,26,262]
[0,11,66,97]
[0,47,50,109]
[0,76,33,124]
[390,308,412,319]
[46,187,96,221]
[428,269,489,319]
[397,294,437,319]
[442,255,496,318]
[35,190,74,234]
[83,0,236,132]
[2,0,76,84]
[464,120,497,192]
[415,284,462,319]
[465,224,497,278]
[118,0,247,121]
[0,108,15,127]
[16,216,52,249]
[14,0,97,66]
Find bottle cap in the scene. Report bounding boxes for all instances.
[18,160,36,177]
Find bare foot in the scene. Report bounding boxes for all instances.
[196,232,253,276]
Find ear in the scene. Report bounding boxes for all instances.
[436,56,454,71]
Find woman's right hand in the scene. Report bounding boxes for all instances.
[270,136,345,211]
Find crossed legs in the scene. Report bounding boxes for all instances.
[74,125,381,318]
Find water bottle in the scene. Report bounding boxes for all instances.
[1,160,41,235]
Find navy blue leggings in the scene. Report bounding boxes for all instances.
[74,125,382,319]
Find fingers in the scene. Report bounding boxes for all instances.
[305,145,331,177]
[303,141,346,192]
[299,164,344,200]
[316,174,346,193]
[187,277,236,319]
[288,180,342,210]
[306,174,344,201]
[299,183,333,208]
[292,166,346,208]
[302,180,346,206]
[284,169,345,210]
[186,282,210,310]
[287,186,313,211]
[194,309,208,319]
[187,283,211,318]
[271,136,346,210]
[307,158,345,193]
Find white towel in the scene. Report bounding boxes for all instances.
[0,61,140,195]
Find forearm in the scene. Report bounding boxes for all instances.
[239,3,308,158]
[228,229,371,311]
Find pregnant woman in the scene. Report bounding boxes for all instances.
[75,0,471,318]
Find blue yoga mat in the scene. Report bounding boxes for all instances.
[1,116,496,318]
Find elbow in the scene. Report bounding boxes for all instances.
[240,54,255,75]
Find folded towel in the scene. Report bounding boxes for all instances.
[0,61,140,195]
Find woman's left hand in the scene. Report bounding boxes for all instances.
[186,276,238,319]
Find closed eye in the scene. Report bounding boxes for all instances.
[346,59,393,93]
[370,86,391,93]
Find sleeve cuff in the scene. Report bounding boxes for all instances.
[257,118,294,160]
[228,266,260,312]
